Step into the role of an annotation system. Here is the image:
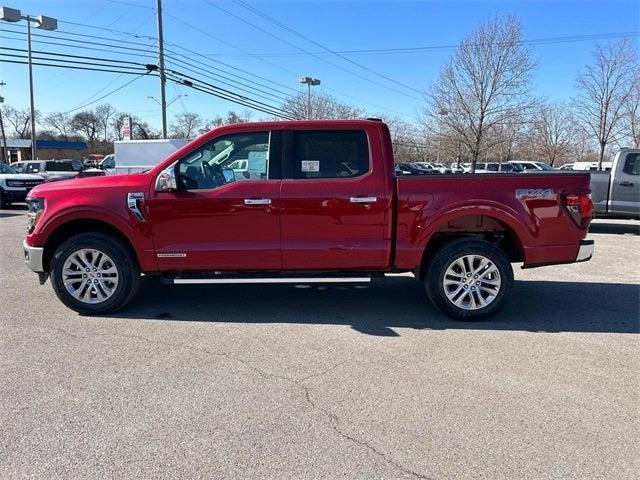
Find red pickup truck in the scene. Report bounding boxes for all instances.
[23,120,594,320]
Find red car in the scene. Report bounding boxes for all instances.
[23,120,593,320]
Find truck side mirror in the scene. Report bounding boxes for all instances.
[155,165,178,192]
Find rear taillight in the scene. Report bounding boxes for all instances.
[563,194,593,228]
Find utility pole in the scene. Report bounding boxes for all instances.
[298,76,320,119]
[0,81,7,163]
[156,0,167,139]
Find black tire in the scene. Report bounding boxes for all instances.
[425,238,513,321]
[50,232,140,314]
[0,191,9,209]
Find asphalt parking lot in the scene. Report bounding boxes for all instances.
[1,206,638,480]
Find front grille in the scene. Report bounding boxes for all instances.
[7,180,42,188]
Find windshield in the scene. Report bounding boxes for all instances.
[46,161,75,172]
[536,162,554,171]
[0,163,17,174]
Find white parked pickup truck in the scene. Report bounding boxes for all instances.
[590,148,640,219]
[0,163,44,209]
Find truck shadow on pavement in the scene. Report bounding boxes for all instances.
[0,204,27,218]
[589,222,640,235]
[114,277,640,336]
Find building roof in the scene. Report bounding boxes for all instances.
[5,139,87,150]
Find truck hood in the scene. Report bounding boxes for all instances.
[29,172,150,197]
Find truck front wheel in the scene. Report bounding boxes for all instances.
[50,232,140,314]
[425,238,513,321]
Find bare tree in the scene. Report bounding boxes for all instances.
[170,112,203,139]
[43,112,73,140]
[71,111,100,143]
[200,110,254,133]
[531,102,577,166]
[133,119,159,139]
[2,106,38,139]
[282,92,362,120]
[95,104,117,141]
[574,39,637,169]
[425,15,536,172]
[379,116,430,162]
[623,77,640,148]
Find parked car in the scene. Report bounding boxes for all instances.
[414,162,451,174]
[475,162,524,173]
[558,163,574,170]
[396,163,435,175]
[572,161,613,172]
[23,120,594,320]
[12,159,82,182]
[0,163,44,209]
[590,148,639,219]
[508,160,554,172]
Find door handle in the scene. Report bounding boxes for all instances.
[244,198,272,205]
[350,196,377,203]
[618,181,634,187]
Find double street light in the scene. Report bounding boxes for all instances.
[299,76,320,120]
[0,7,57,161]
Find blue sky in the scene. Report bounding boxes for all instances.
[1,0,639,128]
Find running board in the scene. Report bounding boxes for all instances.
[162,272,414,285]
[172,276,372,285]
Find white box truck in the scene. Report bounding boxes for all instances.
[102,139,188,175]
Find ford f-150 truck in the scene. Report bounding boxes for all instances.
[22,120,594,320]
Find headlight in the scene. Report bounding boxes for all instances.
[26,197,45,234]
[6,180,24,188]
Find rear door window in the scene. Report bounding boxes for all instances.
[623,153,639,175]
[290,130,369,179]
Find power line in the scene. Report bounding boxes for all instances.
[231,0,423,95]
[164,53,291,102]
[165,68,293,118]
[0,33,151,61]
[1,19,298,104]
[40,10,416,120]
[0,58,154,76]
[161,12,300,88]
[57,19,156,41]
[196,30,640,58]
[62,72,153,114]
[165,73,295,120]
[0,46,147,67]
[0,27,157,56]
[202,0,423,101]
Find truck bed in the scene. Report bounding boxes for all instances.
[394,172,591,269]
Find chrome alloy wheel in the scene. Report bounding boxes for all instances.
[443,254,501,310]
[62,249,120,304]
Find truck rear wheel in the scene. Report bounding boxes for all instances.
[425,238,513,321]
[50,232,140,314]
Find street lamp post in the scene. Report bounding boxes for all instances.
[298,76,320,119]
[436,108,448,164]
[0,7,57,161]
[0,81,8,163]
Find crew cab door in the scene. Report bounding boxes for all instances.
[279,128,391,270]
[147,130,282,271]
[610,151,640,216]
